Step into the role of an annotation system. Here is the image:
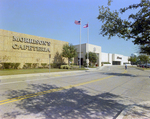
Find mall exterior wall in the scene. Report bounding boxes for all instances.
[0,29,130,68]
[101,53,113,66]
[0,29,68,68]
[74,43,101,67]
[74,44,130,67]
[112,54,130,65]
[102,52,130,65]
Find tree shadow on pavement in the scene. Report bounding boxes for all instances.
[102,72,137,77]
[2,83,127,119]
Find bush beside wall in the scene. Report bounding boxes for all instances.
[101,62,111,64]
[60,65,79,69]
[14,63,20,69]
[0,62,71,69]
[41,63,48,68]
[0,63,20,69]
[51,63,67,68]
[32,63,39,68]
[23,63,32,69]
[60,65,70,69]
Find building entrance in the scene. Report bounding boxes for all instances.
[78,58,83,65]
[112,61,121,65]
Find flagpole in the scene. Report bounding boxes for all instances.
[80,18,81,68]
[87,22,89,68]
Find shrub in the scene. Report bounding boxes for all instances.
[101,62,111,66]
[50,63,56,68]
[60,65,65,69]
[0,63,2,69]
[83,61,87,67]
[26,63,32,68]
[14,63,20,69]
[41,63,47,68]
[23,64,27,69]
[10,63,15,68]
[23,63,32,69]
[0,63,20,69]
[3,63,11,69]
[70,65,79,69]
[51,63,67,68]
[32,63,39,68]
[60,65,70,69]
[101,62,111,64]
[123,62,130,64]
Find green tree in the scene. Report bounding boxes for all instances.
[139,45,150,55]
[85,52,98,66]
[97,0,150,54]
[138,54,150,64]
[128,55,137,65]
[62,44,77,65]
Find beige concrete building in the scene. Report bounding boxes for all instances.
[0,29,68,68]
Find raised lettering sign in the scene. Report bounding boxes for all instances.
[117,56,122,59]
[12,36,51,52]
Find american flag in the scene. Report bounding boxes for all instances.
[83,24,88,28]
[74,20,81,25]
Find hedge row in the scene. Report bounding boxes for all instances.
[22,63,59,69]
[0,63,69,69]
[23,63,40,69]
[60,65,79,69]
[0,63,20,69]
[101,62,111,64]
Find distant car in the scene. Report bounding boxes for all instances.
[143,64,147,68]
[137,64,141,67]
[140,64,146,68]
[146,64,150,68]
[139,64,144,67]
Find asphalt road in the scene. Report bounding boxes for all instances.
[0,66,150,119]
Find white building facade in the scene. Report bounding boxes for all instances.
[101,52,130,66]
[74,43,101,67]
[74,43,130,67]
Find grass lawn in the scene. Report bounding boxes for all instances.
[0,68,83,76]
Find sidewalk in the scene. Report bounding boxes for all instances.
[117,101,150,119]
[0,67,104,80]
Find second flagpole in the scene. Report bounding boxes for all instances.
[80,18,81,68]
[87,22,89,68]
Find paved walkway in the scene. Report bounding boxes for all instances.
[0,67,104,79]
[0,67,102,80]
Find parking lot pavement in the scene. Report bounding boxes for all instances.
[0,66,150,119]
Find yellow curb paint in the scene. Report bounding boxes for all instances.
[0,70,127,106]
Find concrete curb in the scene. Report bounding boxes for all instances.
[116,101,150,119]
[0,70,85,80]
[0,66,105,80]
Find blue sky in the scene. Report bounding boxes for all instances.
[0,0,141,56]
